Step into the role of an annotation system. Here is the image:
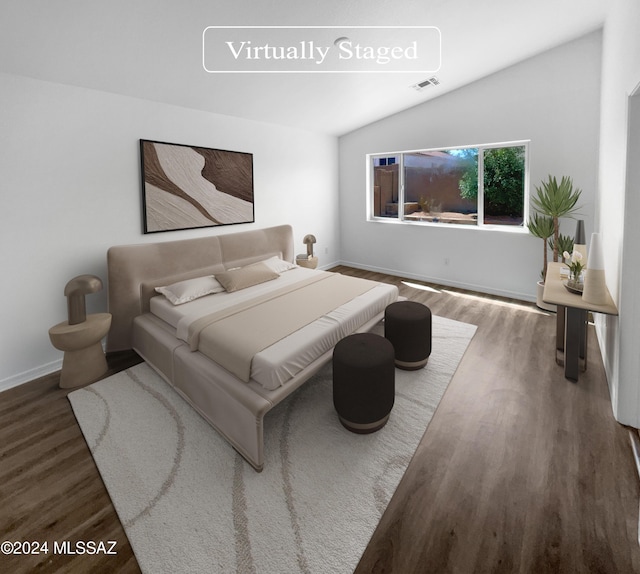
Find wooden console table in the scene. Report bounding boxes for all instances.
[542,262,618,381]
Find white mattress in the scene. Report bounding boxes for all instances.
[149,267,398,390]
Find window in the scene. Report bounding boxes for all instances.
[369,141,529,229]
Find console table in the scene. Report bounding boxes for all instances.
[542,262,617,381]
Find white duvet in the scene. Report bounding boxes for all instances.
[149,267,398,390]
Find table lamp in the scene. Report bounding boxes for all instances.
[303,234,316,258]
[64,274,103,325]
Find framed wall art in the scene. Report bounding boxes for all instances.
[140,139,255,233]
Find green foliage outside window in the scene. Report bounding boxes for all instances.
[459,146,525,216]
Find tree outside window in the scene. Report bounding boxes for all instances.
[369,141,528,228]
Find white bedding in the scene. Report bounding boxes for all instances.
[149,267,398,390]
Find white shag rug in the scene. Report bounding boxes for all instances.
[69,316,476,574]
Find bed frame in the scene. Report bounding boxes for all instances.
[106,225,389,471]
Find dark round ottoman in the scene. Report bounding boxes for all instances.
[384,301,432,370]
[332,333,395,434]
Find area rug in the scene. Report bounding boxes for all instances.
[69,316,476,574]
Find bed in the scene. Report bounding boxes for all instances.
[106,225,398,470]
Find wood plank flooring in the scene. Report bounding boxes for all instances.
[0,352,142,573]
[1,266,639,573]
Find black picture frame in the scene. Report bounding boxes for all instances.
[140,139,255,233]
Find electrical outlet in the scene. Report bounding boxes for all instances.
[444,257,450,266]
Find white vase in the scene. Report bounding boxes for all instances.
[582,232,607,305]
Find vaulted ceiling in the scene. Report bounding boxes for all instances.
[0,0,607,136]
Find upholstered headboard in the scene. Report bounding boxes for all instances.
[106,224,294,352]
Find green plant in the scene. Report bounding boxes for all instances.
[459,146,525,216]
[528,212,555,281]
[531,175,582,263]
[549,233,574,262]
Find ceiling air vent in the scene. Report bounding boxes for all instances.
[412,76,440,91]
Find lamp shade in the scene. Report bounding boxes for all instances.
[582,233,607,305]
[64,274,103,325]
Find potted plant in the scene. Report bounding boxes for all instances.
[563,249,585,291]
[532,175,582,264]
[528,175,582,309]
[528,212,555,310]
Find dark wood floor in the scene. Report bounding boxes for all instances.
[1,266,639,573]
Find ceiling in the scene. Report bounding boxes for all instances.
[0,0,607,136]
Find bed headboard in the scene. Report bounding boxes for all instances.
[106,224,294,352]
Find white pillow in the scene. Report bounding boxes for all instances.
[262,255,297,273]
[155,275,225,305]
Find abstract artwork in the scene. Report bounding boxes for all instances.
[140,139,254,233]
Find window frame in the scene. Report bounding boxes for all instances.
[367,140,530,233]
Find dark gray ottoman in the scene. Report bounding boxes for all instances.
[332,333,395,434]
[384,301,432,370]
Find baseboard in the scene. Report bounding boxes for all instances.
[0,358,62,394]
[0,340,110,394]
[318,260,340,271]
[592,313,623,426]
[0,266,528,395]
[338,260,536,303]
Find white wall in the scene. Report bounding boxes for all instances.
[338,32,602,301]
[0,72,339,390]
[596,0,640,427]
